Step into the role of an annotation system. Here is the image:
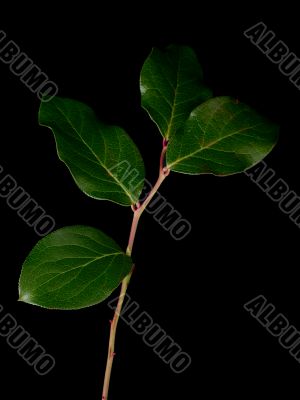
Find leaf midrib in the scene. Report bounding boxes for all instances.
[29,251,122,294]
[168,123,262,168]
[165,57,182,139]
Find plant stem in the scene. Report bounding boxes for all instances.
[101,140,170,400]
[101,269,132,400]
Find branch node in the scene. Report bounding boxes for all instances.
[131,202,141,212]
[162,167,170,176]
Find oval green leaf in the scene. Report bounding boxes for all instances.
[39,97,145,206]
[167,96,279,175]
[19,226,132,310]
[140,45,212,139]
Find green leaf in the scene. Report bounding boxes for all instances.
[19,226,132,310]
[39,97,145,206]
[140,45,212,139]
[167,96,279,175]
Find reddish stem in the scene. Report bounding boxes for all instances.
[101,140,170,399]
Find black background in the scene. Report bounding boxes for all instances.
[1,4,300,399]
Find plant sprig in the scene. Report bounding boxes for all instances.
[18,45,279,399]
